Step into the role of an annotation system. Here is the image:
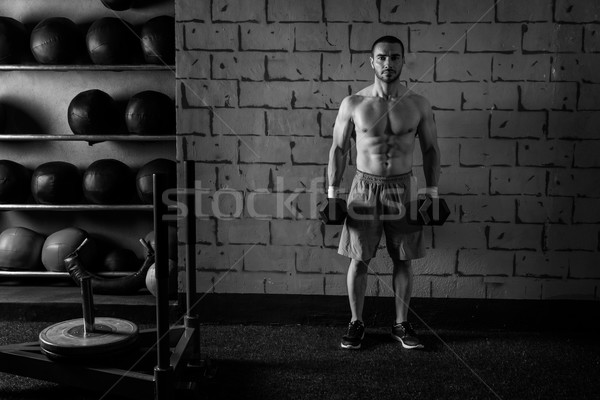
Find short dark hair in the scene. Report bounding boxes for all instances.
[371,35,405,59]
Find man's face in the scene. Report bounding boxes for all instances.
[370,42,404,83]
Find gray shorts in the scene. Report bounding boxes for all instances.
[338,170,425,262]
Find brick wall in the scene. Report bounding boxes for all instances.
[176,0,600,300]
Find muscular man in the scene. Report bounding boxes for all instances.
[327,36,440,350]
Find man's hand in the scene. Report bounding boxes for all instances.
[319,186,348,225]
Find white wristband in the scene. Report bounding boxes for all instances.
[425,186,439,198]
[328,186,339,198]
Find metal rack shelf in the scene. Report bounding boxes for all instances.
[0,135,175,142]
[0,64,175,72]
[0,271,136,279]
[0,204,153,211]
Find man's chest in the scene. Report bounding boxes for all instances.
[353,100,421,137]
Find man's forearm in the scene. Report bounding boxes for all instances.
[328,146,347,190]
[422,148,440,188]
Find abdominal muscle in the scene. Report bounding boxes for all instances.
[355,134,415,177]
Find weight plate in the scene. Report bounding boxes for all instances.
[39,317,138,359]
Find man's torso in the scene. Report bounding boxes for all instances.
[349,87,423,177]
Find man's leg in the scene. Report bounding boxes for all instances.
[347,258,370,322]
[341,258,370,349]
[391,259,412,324]
[390,257,423,349]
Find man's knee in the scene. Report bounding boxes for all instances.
[391,258,411,270]
[350,258,370,273]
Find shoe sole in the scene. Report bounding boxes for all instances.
[340,331,365,350]
[390,333,424,349]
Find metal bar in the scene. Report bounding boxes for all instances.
[0,204,153,211]
[0,64,174,71]
[0,134,175,141]
[170,326,196,374]
[0,271,148,279]
[153,173,173,383]
[184,160,197,316]
[80,277,95,335]
[0,346,154,399]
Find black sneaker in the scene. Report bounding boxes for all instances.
[340,320,365,350]
[391,321,424,349]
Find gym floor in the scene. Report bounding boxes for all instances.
[1,321,599,400]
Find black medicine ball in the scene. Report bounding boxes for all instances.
[140,16,174,65]
[86,17,135,65]
[103,248,139,272]
[0,160,30,204]
[83,159,133,204]
[125,91,175,135]
[30,17,80,64]
[31,161,81,204]
[0,17,28,64]
[68,89,119,135]
[101,0,133,11]
[136,158,176,204]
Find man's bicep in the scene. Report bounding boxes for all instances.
[332,98,354,151]
[417,105,438,151]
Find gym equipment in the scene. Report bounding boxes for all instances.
[31,161,81,204]
[319,198,348,225]
[144,225,178,261]
[103,248,139,272]
[0,102,5,133]
[0,227,45,271]
[39,276,139,360]
[125,91,175,135]
[67,89,119,136]
[66,238,153,295]
[41,227,95,272]
[0,162,206,399]
[136,158,176,204]
[406,196,450,226]
[0,159,30,204]
[145,259,177,297]
[100,0,133,11]
[82,159,133,204]
[140,16,175,65]
[0,17,27,64]
[30,17,80,64]
[86,18,135,65]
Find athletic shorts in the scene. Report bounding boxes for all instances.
[338,170,425,262]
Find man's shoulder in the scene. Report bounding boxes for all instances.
[405,90,432,110]
[340,93,366,110]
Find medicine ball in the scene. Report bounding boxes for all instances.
[145,259,177,297]
[100,0,133,11]
[144,226,178,261]
[140,16,174,65]
[103,248,139,272]
[83,159,133,204]
[0,227,45,271]
[136,158,176,204]
[68,89,119,135]
[125,91,175,135]
[30,17,80,64]
[86,18,135,65]
[31,161,81,204]
[42,227,96,272]
[0,17,28,64]
[0,160,31,204]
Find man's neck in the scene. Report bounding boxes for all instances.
[371,79,406,100]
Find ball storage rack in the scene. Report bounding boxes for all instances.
[0,160,205,399]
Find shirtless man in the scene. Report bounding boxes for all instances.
[327,36,440,350]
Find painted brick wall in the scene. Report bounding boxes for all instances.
[176,0,600,300]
